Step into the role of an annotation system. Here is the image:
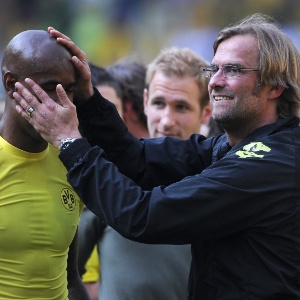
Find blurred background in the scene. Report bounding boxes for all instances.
[0,0,299,106]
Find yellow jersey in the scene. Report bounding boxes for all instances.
[0,136,83,299]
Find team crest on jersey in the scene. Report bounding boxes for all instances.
[235,142,271,158]
[61,188,76,211]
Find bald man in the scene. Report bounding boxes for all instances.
[0,30,90,299]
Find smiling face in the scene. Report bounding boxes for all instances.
[209,34,278,139]
[144,71,210,140]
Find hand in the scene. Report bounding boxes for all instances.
[14,78,82,149]
[48,26,94,105]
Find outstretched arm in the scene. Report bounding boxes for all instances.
[14,79,210,189]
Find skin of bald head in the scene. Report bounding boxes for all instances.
[0,30,76,152]
[2,30,73,81]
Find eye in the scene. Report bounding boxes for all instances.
[207,69,216,77]
[175,103,189,113]
[43,86,56,92]
[225,65,238,74]
[203,65,219,78]
[152,99,165,109]
[65,87,74,93]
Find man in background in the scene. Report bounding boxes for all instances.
[108,60,149,138]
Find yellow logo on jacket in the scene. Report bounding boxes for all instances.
[61,188,76,211]
[236,142,271,158]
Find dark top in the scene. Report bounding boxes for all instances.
[60,89,300,300]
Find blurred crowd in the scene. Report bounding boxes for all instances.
[0,0,299,106]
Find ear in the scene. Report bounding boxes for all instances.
[3,71,17,98]
[269,85,284,100]
[143,88,148,115]
[122,100,133,123]
[200,103,212,125]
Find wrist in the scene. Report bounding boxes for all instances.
[59,138,79,152]
[58,138,91,171]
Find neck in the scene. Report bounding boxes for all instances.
[0,115,48,153]
[126,120,149,139]
[225,118,278,147]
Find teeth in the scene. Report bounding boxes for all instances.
[214,96,232,101]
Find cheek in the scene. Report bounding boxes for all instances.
[146,106,161,122]
[183,114,202,132]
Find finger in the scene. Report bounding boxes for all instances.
[57,38,87,62]
[47,28,86,63]
[13,92,31,120]
[14,93,38,125]
[15,81,41,107]
[13,89,33,112]
[56,84,74,108]
[48,27,71,41]
[24,78,52,104]
[71,56,90,77]
[15,104,34,123]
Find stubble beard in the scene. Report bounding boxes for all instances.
[212,83,263,136]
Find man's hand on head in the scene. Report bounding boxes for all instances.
[14,78,82,149]
[48,27,94,105]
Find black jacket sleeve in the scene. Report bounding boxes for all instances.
[76,88,213,188]
[60,129,299,245]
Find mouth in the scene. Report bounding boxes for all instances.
[213,95,233,101]
[157,132,177,138]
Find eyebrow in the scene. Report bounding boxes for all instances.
[209,63,245,68]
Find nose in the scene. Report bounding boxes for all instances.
[160,107,176,128]
[208,69,226,90]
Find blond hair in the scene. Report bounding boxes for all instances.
[146,47,210,109]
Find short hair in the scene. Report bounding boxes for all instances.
[213,13,300,118]
[107,61,147,128]
[89,62,122,100]
[145,47,210,110]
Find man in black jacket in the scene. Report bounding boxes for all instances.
[14,14,300,299]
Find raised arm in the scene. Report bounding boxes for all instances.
[14,79,211,188]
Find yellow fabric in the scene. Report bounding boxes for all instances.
[82,246,100,283]
[0,136,83,299]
